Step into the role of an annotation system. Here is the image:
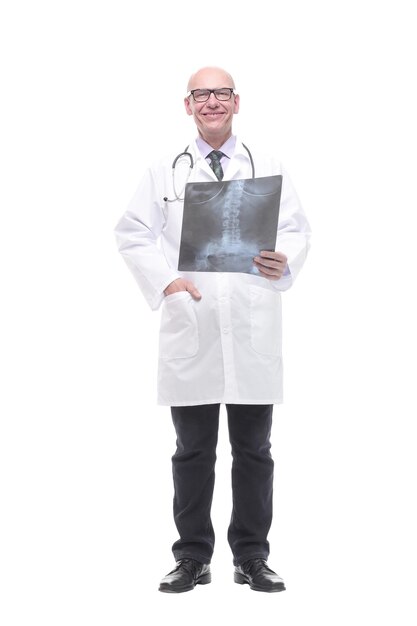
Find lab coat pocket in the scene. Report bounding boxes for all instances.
[159,291,199,360]
[250,286,282,357]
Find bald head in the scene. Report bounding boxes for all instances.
[187,66,236,92]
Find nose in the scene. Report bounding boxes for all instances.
[206,92,219,106]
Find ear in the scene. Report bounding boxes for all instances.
[184,97,193,116]
[233,93,240,114]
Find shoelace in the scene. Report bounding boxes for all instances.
[173,558,201,577]
[242,558,273,576]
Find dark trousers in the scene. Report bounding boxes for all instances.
[170,403,274,566]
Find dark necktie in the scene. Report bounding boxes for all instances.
[207,150,224,180]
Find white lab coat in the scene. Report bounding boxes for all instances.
[114,138,311,406]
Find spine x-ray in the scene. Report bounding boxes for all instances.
[178,175,282,274]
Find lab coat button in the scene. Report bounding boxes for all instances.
[222,327,230,334]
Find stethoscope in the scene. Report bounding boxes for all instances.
[163,143,255,202]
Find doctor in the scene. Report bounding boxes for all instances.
[114,66,311,593]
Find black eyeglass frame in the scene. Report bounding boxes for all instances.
[188,88,235,102]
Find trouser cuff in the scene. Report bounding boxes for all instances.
[173,551,212,565]
[233,552,269,567]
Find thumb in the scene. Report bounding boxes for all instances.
[186,281,202,300]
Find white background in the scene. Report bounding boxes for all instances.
[1,0,416,624]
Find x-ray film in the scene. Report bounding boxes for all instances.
[178,175,282,274]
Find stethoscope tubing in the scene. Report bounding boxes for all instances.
[163,143,255,202]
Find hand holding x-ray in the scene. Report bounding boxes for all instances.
[253,250,288,279]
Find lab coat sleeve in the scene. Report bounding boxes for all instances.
[114,167,181,310]
[272,166,311,291]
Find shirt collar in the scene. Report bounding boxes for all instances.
[196,135,236,160]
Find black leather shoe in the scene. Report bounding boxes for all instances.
[159,558,211,593]
[234,558,286,592]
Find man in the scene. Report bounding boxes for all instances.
[114,66,310,593]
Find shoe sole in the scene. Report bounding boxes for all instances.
[234,571,286,593]
[159,572,212,593]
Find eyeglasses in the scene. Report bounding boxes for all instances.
[188,88,235,102]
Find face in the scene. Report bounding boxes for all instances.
[184,67,240,148]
